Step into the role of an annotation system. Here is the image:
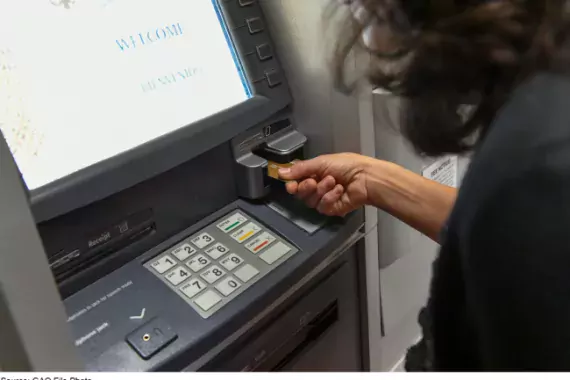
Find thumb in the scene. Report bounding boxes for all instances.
[279,158,325,180]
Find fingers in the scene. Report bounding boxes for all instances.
[287,176,347,217]
[317,184,345,216]
[278,157,326,181]
[297,178,318,201]
[306,176,336,208]
[279,157,352,217]
[285,181,299,195]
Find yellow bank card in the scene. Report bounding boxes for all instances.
[267,160,297,181]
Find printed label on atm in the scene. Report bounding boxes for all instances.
[217,212,247,233]
[231,222,261,243]
[245,232,276,254]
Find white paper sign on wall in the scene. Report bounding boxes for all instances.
[422,156,459,188]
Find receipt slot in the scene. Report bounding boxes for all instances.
[233,120,307,200]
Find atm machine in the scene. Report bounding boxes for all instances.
[0,0,368,372]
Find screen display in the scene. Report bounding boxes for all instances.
[0,0,251,190]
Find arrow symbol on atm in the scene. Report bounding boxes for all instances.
[130,308,146,320]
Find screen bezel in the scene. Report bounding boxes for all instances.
[30,0,291,223]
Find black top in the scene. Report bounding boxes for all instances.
[409,73,570,371]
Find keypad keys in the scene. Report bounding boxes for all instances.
[150,255,177,274]
[191,232,215,249]
[216,276,242,296]
[234,264,260,283]
[217,212,247,233]
[245,232,276,254]
[231,222,261,243]
[165,266,191,286]
[259,242,292,265]
[145,211,299,319]
[180,279,206,299]
[186,254,211,273]
[220,253,244,271]
[171,243,196,261]
[201,265,226,284]
[194,290,223,312]
[205,243,230,260]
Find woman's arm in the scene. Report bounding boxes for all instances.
[280,153,457,243]
[364,159,458,242]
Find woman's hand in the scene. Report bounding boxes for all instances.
[278,153,374,217]
[279,153,457,242]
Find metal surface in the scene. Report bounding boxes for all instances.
[0,132,82,371]
[266,193,328,235]
[280,250,362,371]
[235,152,272,199]
[203,252,362,371]
[266,129,307,155]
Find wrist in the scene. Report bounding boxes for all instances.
[361,158,404,210]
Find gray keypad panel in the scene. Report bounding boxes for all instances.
[145,210,299,318]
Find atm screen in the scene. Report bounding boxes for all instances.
[0,0,251,190]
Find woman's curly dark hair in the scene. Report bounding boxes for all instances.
[331,0,570,155]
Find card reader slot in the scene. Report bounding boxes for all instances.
[252,144,304,165]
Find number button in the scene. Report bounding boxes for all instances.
[180,279,206,299]
[205,243,229,260]
[216,276,242,296]
[165,266,191,286]
[150,255,177,274]
[201,265,226,284]
[171,243,196,261]
[220,253,244,271]
[186,254,211,273]
[191,232,215,249]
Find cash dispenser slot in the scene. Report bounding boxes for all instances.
[200,263,347,372]
[269,301,339,371]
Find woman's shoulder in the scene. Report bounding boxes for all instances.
[440,73,570,370]
[451,73,570,230]
[469,72,570,179]
[487,72,570,152]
